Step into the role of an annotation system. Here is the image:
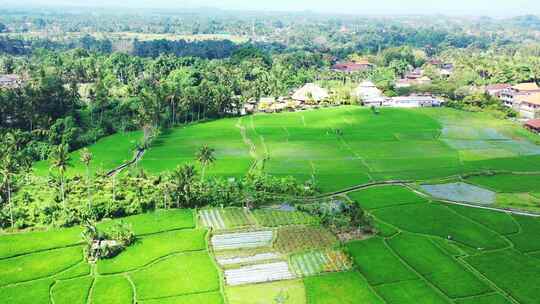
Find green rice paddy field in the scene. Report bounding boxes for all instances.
[10,107,540,303]
[3,185,540,303]
[33,107,540,193]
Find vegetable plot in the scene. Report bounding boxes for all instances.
[211,231,273,250]
[290,250,351,277]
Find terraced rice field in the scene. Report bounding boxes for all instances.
[0,209,223,304]
[15,107,540,303]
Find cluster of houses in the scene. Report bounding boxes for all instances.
[244,80,445,114]
[485,82,540,119]
[356,81,445,108]
[0,74,24,89]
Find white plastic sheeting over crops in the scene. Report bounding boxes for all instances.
[216,252,280,266]
[421,182,496,205]
[224,261,296,285]
[211,230,273,250]
[200,209,226,229]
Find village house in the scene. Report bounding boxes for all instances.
[388,95,445,108]
[524,119,540,133]
[331,59,373,73]
[395,68,432,88]
[516,93,540,119]
[485,84,512,98]
[0,74,24,89]
[500,82,540,109]
[427,59,454,78]
[292,83,329,104]
[354,81,386,106]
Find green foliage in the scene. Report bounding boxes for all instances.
[0,279,53,304]
[388,233,491,298]
[131,252,220,300]
[374,280,451,304]
[346,238,417,285]
[0,246,83,286]
[0,226,82,259]
[446,204,519,235]
[348,185,429,210]
[372,203,508,250]
[92,276,133,304]
[305,272,384,304]
[465,250,540,304]
[226,280,305,304]
[140,292,224,304]
[97,229,207,274]
[507,215,540,253]
[52,276,94,304]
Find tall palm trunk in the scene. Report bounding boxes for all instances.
[60,173,66,209]
[7,180,13,229]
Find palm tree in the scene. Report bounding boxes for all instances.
[0,154,16,229]
[196,145,216,182]
[170,164,197,208]
[50,144,71,209]
[80,148,93,210]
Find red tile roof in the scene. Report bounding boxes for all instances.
[525,119,540,129]
[332,61,372,72]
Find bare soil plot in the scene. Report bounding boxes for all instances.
[274,226,338,254]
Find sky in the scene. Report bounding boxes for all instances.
[3,0,540,16]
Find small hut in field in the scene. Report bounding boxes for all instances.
[292,83,329,104]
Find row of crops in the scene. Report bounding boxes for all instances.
[205,208,354,288]
[199,207,319,230]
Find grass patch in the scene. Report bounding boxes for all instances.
[97,209,195,236]
[374,279,451,304]
[55,262,91,280]
[97,229,207,274]
[0,226,82,259]
[388,233,491,298]
[52,276,94,304]
[348,185,429,210]
[274,226,338,254]
[140,292,224,304]
[495,193,540,212]
[455,293,512,304]
[374,219,399,237]
[446,204,519,235]
[0,279,53,304]
[226,279,306,304]
[372,203,508,250]
[131,251,220,300]
[346,238,417,285]
[466,174,540,193]
[0,246,83,286]
[305,271,384,304]
[33,130,142,176]
[465,250,540,304]
[92,275,133,304]
[508,215,540,253]
[252,209,319,227]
